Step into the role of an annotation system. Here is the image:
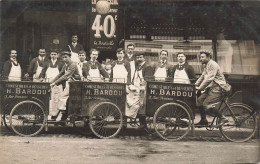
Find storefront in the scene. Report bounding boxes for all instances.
[1,0,260,107]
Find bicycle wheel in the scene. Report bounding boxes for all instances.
[10,101,46,137]
[219,103,257,142]
[153,103,191,141]
[89,102,123,139]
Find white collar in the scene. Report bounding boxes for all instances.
[127,53,133,58]
[38,56,45,61]
[51,59,57,64]
[10,58,17,64]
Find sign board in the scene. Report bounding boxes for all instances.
[69,81,126,116]
[145,81,196,116]
[90,0,119,51]
[0,81,51,114]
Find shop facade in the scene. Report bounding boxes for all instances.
[1,0,260,108]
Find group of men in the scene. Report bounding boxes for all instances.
[2,35,229,127]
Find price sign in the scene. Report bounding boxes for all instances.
[90,0,119,51]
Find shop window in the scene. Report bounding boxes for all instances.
[217,40,259,75]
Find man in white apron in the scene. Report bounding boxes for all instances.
[67,34,84,63]
[77,51,87,79]
[25,48,49,82]
[154,50,171,82]
[82,49,109,81]
[39,50,64,120]
[126,53,154,129]
[51,51,81,121]
[171,52,196,84]
[110,48,131,84]
[2,50,22,81]
[124,44,136,81]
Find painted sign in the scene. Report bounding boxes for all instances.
[90,0,119,51]
[69,81,126,116]
[145,81,196,116]
[0,81,51,114]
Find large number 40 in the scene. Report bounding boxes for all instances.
[92,15,116,39]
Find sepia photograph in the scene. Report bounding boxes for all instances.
[0,0,259,163]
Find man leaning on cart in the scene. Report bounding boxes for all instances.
[50,51,81,121]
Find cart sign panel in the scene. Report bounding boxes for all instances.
[69,81,126,116]
[145,81,196,116]
[90,0,119,51]
[0,81,51,114]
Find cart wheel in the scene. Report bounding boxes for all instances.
[89,102,123,139]
[10,101,46,137]
[145,116,156,135]
[153,103,191,141]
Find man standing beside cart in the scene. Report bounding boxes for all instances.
[124,44,136,81]
[39,50,64,120]
[171,52,196,84]
[153,50,171,81]
[66,34,84,63]
[82,49,109,81]
[50,51,81,121]
[25,48,49,82]
[126,52,154,129]
[77,50,87,79]
[2,50,22,81]
[195,50,229,126]
[110,48,131,84]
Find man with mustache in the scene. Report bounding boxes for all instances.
[154,50,171,81]
[2,50,22,81]
[171,52,196,84]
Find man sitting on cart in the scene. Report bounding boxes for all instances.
[126,52,154,129]
[110,48,131,84]
[50,51,81,121]
[82,49,109,81]
[195,50,229,126]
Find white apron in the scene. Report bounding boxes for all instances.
[68,45,80,63]
[46,64,63,116]
[154,67,167,81]
[174,69,191,84]
[8,62,21,81]
[77,62,84,78]
[125,70,145,118]
[112,63,128,83]
[58,69,70,111]
[129,60,135,81]
[33,61,43,82]
[89,67,102,82]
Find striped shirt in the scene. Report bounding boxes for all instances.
[195,59,227,90]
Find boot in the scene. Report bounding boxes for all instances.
[137,116,147,130]
[195,107,208,126]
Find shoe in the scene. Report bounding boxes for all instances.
[137,124,147,130]
[216,117,229,128]
[195,120,209,127]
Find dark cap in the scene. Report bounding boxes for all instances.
[61,51,71,57]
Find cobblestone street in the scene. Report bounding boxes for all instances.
[1,125,259,164]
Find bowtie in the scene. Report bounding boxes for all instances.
[177,64,184,70]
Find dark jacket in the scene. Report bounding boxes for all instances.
[153,62,172,76]
[52,61,81,86]
[27,56,49,77]
[2,59,22,79]
[66,43,84,53]
[110,60,131,84]
[82,60,109,78]
[170,62,196,83]
[39,60,64,78]
[134,62,154,82]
